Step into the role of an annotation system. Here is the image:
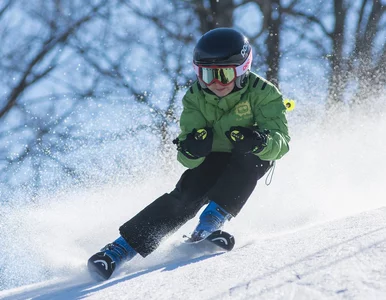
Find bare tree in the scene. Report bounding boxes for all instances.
[191,0,235,32]
[102,1,198,147]
[282,0,386,106]
[0,0,200,198]
[0,1,113,196]
[247,0,284,85]
[348,0,386,106]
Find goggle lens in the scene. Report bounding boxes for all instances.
[199,67,236,85]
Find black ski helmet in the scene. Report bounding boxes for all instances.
[193,28,252,89]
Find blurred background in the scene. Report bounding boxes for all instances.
[1,0,386,291]
[1,0,384,202]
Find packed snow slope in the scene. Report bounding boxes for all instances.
[0,106,386,299]
[1,207,386,300]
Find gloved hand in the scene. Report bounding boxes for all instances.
[173,127,213,159]
[225,126,267,154]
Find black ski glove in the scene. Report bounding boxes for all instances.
[225,126,268,154]
[173,127,213,159]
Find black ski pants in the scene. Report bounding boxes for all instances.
[119,152,271,257]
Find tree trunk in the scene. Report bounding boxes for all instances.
[265,0,281,87]
[194,0,235,33]
[327,0,346,106]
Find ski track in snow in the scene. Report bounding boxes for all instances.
[0,207,386,300]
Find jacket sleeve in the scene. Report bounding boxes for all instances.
[253,84,290,161]
[176,92,208,169]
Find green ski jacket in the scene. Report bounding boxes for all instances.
[177,72,290,169]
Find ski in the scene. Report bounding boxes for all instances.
[183,230,235,251]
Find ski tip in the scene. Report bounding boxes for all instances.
[87,253,115,281]
[208,230,235,251]
[183,230,235,251]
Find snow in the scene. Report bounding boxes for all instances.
[0,207,385,300]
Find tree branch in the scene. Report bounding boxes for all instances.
[0,3,106,119]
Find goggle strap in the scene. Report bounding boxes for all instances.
[235,49,252,76]
[193,63,200,76]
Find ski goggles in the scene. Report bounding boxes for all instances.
[193,50,252,86]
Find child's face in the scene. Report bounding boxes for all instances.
[207,81,235,97]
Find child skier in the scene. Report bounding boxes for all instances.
[88,27,290,280]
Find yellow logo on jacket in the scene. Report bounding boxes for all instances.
[235,101,252,119]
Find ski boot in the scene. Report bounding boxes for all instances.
[190,201,232,242]
[87,236,137,280]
